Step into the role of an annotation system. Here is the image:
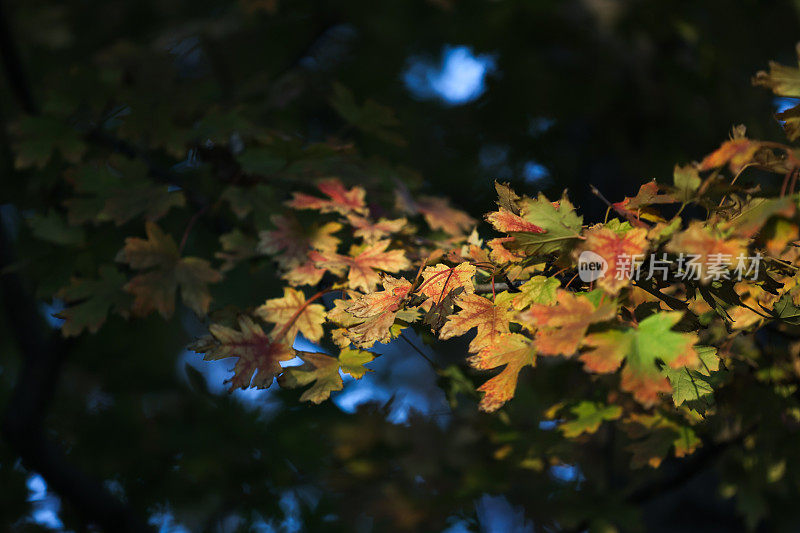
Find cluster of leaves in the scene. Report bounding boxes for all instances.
[11,11,800,526]
[20,46,800,452]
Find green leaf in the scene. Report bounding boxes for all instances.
[673,164,701,202]
[512,275,560,309]
[509,193,583,255]
[278,349,375,403]
[56,265,130,336]
[28,211,86,245]
[11,116,86,169]
[559,401,622,438]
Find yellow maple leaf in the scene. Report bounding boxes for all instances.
[309,240,410,292]
[468,333,536,412]
[255,287,326,343]
[190,316,293,390]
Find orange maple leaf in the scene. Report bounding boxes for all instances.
[419,262,476,303]
[468,333,535,412]
[286,178,367,215]
[309,240,410,292]
[439,293,515,353]
[665,221,748,283]
[573,225,649,294]
[190,316,294,390]
[520,290,617,356]
[487,237,524,263]
[255,287,327,343]
[699,138,760,173]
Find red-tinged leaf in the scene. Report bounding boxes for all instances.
[309,240,410,292]
[419,263,476,302]
[520,290,616,355]
[346,215,407,242]
[485,208,545,233]
[190,316,294,390]
[286,178,367,215]
[487,237,524,263]
[343,276,414,348]
[468,333,535,412]
[255,287,326,343]
[573,225,649,294]
[439,292,516,353]
[347,275,412,317]
[258,214,342,267]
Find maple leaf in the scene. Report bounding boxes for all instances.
[116,222,221,317]
[520,290,616,355]
[56,265,130,336]
[493,181,522,213]
[395,185,475,236]
[512,275,560,310]
[65,159,185,226]
[665,221,748,283]
[216,229,258,272]
[752,43,800,97]
[278,349,376,403]
[611,181,675,224]
[581,312,699,407]
[720,196,796,238]
[255,287,326,343]
[346,215,407,242]
[487,237,524,264]
[673,164,702,202]
[258,214,342,266]
[190,315,294,390]
[623,413,700,468]
[439,292,515,353]
[507,193,583,255]
[347,275,412,317]
[282,259,327,287]
[559,402,622,438]
[467,333,535,412]
[661,346,718,406]
[419,263,476,303]
[698,133,760,174]
[309,240,410,292]
[573,224,649,294]
[342,276,414,348]
[286,178,367,215]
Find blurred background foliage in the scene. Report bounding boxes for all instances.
[2,0,800,531]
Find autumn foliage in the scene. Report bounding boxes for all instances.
[13,34,800,530]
